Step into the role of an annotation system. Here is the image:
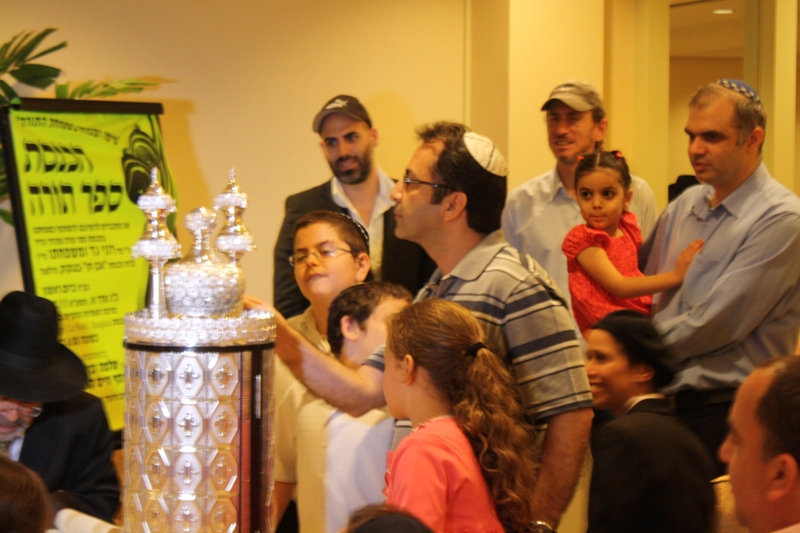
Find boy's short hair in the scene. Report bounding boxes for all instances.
[293,210,370,256]
[327,281,412,356]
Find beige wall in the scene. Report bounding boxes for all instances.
[2,0,467,301]
[3,1,798,303]
[668,58,744,190]
[506,0,605,191]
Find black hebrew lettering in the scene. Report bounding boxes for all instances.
[24,141,41,172]
[28,184,43,215]
[60,183,76,214]
[109,183,123,212]
[22,140,93,174]
[41,143,57,173]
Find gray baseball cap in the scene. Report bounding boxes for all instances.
[541,81,604,113]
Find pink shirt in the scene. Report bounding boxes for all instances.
[384,417,503,533]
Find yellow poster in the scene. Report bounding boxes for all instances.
[2,100,178,430]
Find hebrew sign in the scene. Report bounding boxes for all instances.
[0,98,178,430]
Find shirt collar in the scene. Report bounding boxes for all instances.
[717,161,769,218]
[330,167,394,224]
[620,393,666,415]
[689,162,768,220]
[544,167,573,205]
[445,230,507,283]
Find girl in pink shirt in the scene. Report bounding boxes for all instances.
[382,299,539,533]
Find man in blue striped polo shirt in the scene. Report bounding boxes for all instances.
[270,122,593,533]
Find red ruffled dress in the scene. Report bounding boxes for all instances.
[562,210,652,333]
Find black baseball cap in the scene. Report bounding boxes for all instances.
[312,95,372,133]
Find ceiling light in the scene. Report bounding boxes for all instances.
[713,8,734,15]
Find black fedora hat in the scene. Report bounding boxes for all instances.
[0,291,87,403]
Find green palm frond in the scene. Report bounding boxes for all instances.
[0,29,65,105]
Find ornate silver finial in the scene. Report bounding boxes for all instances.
[131,167,181,318]
[214,168,256,263]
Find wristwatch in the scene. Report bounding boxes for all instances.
[529,520,557,533]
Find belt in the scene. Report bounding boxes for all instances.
[671,387,737,410]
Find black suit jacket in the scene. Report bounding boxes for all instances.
[273,179,436,317]
[20,391,120,523]
[588,399,716,533]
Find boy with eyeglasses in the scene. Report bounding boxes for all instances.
[274,209,374,532]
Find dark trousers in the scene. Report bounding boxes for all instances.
[673,391,734,479]
[276,501,298,533]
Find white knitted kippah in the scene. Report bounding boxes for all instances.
[463,132,508,177]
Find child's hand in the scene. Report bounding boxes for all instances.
[675,239,705,278]
[242,294,269,310]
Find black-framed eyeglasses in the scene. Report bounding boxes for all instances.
[289,244,355,267]
[402,176,455,191]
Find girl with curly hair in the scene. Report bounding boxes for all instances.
[382,299,539,533]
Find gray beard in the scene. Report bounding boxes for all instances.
[0,419,28,442]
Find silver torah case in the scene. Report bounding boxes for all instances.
[123,169,273,533]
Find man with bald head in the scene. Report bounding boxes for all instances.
[720,356,800,533]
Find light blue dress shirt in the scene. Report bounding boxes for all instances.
[640,163,800,392]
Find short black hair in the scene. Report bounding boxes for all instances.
[756,356,800,463]
[293,210,369,257]
[575,150,632,191]
[415,121,507,235]
[593,310,675,389]
[327,281,412,357]
[689,83,767,152]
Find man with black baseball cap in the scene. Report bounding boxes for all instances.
[503,81,657,312]
[0,291,119,523]
[273,95,434,318]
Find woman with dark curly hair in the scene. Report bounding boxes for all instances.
[382,299,539,533]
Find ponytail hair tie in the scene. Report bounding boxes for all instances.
[576,155,585,162]
[613,150,624,159]
[466,342,486,358]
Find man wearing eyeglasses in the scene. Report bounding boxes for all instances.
[273,95,435,318]
[0,291,119,523]
[270,123,593,533]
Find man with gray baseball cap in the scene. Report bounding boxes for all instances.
[273,95,434,318]
[502,81,657,312]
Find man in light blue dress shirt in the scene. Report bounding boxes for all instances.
[503,81,657,310]
[640,80,800,475]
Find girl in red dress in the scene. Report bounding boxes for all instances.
[382,299,539,533]
[562,151,704,335]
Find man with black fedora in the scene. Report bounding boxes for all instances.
[273,94,434,318]
[0,291,119,523]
